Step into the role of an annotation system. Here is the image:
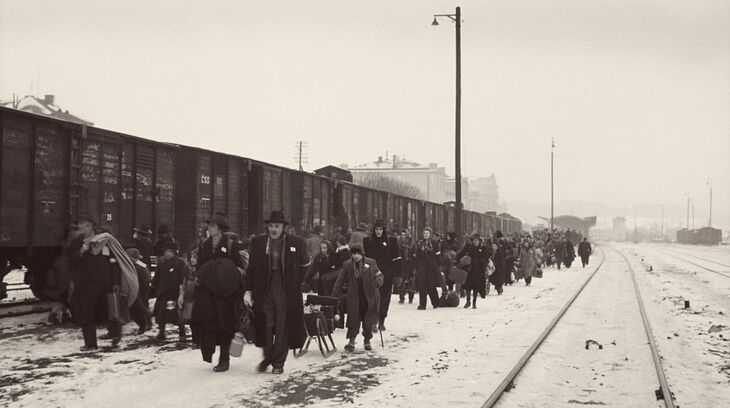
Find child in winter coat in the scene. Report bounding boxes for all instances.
[151,242,189,341]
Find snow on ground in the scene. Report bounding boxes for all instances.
[1,245,728,408]
[618,243,730,408]
[495,247,663,408]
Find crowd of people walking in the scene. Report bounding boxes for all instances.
[61,210,591,375]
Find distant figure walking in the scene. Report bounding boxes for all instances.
[578,238,592,268]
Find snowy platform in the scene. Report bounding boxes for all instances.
[1,244,728,407]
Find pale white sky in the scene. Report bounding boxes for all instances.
[1,0,728,228]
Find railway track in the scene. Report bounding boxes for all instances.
[481,246,676,408]
[649,248,730,279]
[658,247,730,269]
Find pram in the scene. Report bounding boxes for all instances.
[293,295,344,358]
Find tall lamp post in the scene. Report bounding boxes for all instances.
[707,179,713,228]
[432,6,462,241]
[551,139,555,231]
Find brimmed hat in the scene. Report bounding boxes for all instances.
[471,233,481,240]
[264,210,289,225]
[350,243,364,254]
[374,219,386,228]
[357,222,367,231]
[75,211,97,225]
[206,212,230,230]
[134,225,153,236]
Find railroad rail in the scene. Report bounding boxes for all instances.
[659,247,730,269]
[481,246,676,408]
[650,248,730,279]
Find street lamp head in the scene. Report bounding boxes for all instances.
[431,17,439,26]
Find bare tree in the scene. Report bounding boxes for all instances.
[354,173,425,200]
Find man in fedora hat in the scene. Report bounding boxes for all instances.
[363,219,400,331]
[244,210,311,374]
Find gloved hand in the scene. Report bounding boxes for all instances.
[301,282,310,293]
[243,290,254,307]
[112,285,120,294]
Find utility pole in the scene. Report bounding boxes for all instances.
[293,140,308,171]
[708,180,713,228]
[432,6,462,243]
[685,195,690,230]
[691,200,694,229]
[551,138,555,232]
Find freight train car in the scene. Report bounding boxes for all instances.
[1,106,523,300]
[0,107,179,297]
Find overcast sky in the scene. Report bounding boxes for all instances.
[1,0,728,228]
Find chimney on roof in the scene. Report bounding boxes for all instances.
[392,155,398,169]
[44,94,55,105]
[377,156,383,163]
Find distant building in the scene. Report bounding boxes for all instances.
[444,176,469,208]
[612,216,626,230]
[0,94,93,126]
[344,155,446,203]
[468,175,499,212]
[314,165,353,182]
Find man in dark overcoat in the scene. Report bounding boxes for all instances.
[126,248,152,334]
[244,211,311,375]
[69,213,122,350]
[363,219,400,331]
[578,237,592,268]
[332,243,383,351]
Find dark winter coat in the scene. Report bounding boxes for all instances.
[155,235,179,257]
[134,261,151,305]
[191,235,244,336]
[332,257,383,331]
[69,240,122,326]
[414,239,442,291]
[490,247,506,287]
[578,241,592,258]
[152,255,188,321]
[304,252,338,296]
[245,233,311,349]
[457,244,489,292]
[363,233,401,279]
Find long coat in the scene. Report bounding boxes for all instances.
[69,240,122,326]
[457,244,489,292]
[191,234,244,336]
[363,234,401,280]
[490,247,506,287]
[151,255,189,321]
[414,239,442,291]
[517,247,537,279]
[332,257,383,331]
[245,233,310,349]
[578,241,592,258]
